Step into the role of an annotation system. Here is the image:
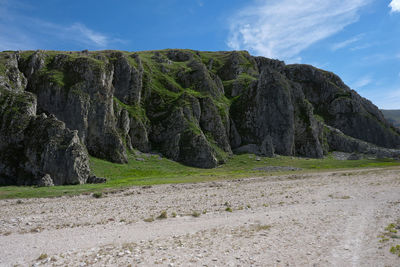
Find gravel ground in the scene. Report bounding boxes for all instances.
[1,167,400,266]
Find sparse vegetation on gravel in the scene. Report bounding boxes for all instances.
[2,168,400,266]
[379,220,400,256]
[157,211,168,219]
[92,192,102,199]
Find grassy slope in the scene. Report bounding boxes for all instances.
[381,110,400,128]
[0,153,399,199]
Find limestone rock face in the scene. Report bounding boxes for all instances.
[325,125,400,158]
[1,49,400,179]
[24,113,90,185]
[0,53,27,92]
[284,64,400,149]
[0,87,90,185]
[231,68,296,155]
[147,93,218,168]
[217,51,258,80]
[21,51,128,163]
[112,52,143,105]
[178,60,224,98]
[178,130,218,168]
[199,97,231,154]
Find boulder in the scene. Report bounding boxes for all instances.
[86,175,107,184]
[347,153,362,160]
[37,174,54,187]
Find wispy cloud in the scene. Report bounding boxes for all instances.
[352,75,373,89]
[350,41,377,51]
[381,88,400,109]
[389,0,400,13]
[361,53,393,63]
[227,0,371,61]
[331,34,364,51]
[356,84,400,109]
[0,1,122,50]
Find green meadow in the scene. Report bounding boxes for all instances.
[0,153,399,199]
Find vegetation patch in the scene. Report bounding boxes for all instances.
[92,192,103,198]
[37,253,48,261]
[191,211,201,217]
[390,245,400,257]
[157,210,168,219]
[113,97,148,123]
[379,220,400,256]
[0,153,399,199]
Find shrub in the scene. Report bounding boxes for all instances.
[192,211,200,217]
[390,245,400,256]
[92,192,102,198]
[37,253,48,260]
[157,211,167,219]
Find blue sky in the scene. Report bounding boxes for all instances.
[1,0,399,109]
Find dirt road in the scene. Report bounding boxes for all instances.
[1,168,400,266]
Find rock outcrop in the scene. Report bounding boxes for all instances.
[0,86,90,185]
[1,49,400,185]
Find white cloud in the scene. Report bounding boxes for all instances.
[227,0,370,61]
[350,41,377,51]
[389,0,400,13]
[331,34,363,51]
[67,23,109,47]
[352,75,373,88]
[356,87,399,109]
[361,53,392,63]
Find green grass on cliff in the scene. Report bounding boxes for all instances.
[0,153,399,199]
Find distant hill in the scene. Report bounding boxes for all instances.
[381,110,400,128]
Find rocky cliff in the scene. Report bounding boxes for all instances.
[1,49,400,185]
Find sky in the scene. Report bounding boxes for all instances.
[0,0,399,109]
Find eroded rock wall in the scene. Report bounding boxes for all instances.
[0,85,90,185]
[0,48,399,185]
